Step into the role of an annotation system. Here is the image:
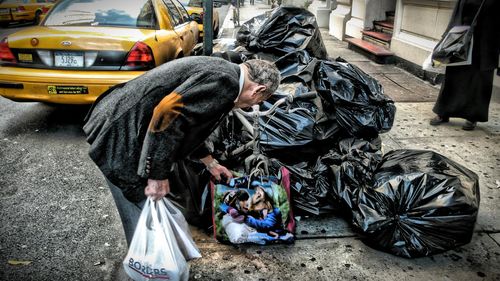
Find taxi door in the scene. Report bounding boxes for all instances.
[162,0,197,56]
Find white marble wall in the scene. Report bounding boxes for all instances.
[316,0,337,28]
[329,0,351,40]
[390,0,456,65]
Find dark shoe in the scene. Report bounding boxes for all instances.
[462,120,476,131]
[429,115,449,125]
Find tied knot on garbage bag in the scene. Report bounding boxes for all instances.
[328,137,383,210]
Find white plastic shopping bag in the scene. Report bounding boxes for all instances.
[123,198,188,281]
[160,198,202,260]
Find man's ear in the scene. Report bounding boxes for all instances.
[254,84,267,95]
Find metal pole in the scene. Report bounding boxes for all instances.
[203,0,214,56]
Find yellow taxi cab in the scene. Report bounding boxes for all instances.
[0,0,56,27]
[0,0,199,104]
[178,0,220,38]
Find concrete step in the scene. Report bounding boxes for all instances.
[361,30,392,42]
[373,20,394,34]
[345,37,394,64]
[361,30,392,48]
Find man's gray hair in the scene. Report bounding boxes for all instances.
[243,59,281,97]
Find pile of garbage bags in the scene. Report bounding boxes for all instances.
[211,7,397,215]
[176,6,479,257]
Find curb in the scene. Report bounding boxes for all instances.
[218,5,236,39]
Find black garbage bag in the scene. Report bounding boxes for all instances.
[266,137,381,216]
[315,58,396,138]
[270,158,337,216]
[236,6,328,59]
[207,113,253,168]
[275,50,317,86]
[353,149,480,258]
[167,159,212,229]
[327,137,383,210]
[249,81,342,164]
[259,88,317,149]
[245,52,284,62]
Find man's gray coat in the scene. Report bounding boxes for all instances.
[83,56,240,202]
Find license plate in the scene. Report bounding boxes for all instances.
[54,52,84,68]
[0,8,9,14]
[48,86,89,95]
[18,53,33,62]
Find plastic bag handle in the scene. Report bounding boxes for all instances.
[148,197,162,230]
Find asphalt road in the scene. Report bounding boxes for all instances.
[0,5,230,280]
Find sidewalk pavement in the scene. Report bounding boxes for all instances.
[187,1,500,280]
[219,1,274,39]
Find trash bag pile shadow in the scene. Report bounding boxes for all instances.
[184,6,479,258]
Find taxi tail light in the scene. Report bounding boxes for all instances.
[17,6,26,12]
[42,7,50,13]
[122,42,155,70]
[0,40,17,64]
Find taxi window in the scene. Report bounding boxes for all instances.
[171,0,190,23]
[162,0,183,26]
[44,0,158,29]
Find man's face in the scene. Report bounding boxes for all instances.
[235,85,268,109]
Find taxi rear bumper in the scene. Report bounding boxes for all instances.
[0,66,143,104]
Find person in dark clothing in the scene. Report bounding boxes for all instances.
[231,0,240,26]
[430,0,499,130]
[83,56,280,244]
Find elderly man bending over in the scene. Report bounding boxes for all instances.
[83,56,281,245]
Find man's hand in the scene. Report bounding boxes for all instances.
[200,155,233,183]
[144,179,170,201]
[209,163,233,183]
